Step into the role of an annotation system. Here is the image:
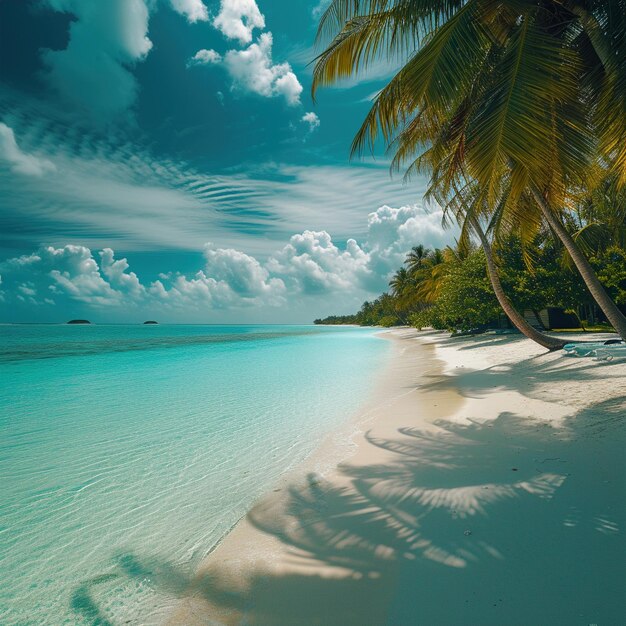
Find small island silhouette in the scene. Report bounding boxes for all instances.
[143,320,158,324]
[67,319,91,324]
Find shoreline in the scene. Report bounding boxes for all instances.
[165,328,625,625]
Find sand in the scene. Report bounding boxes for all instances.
[165,329,625,625]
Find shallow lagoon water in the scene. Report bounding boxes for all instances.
[0,324,388,625]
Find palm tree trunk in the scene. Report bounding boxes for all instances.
[470,217,565,350]
[531,189,626,340]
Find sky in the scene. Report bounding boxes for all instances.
[0,0,456,323]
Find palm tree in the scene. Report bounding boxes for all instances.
[404,245,429,275]
[416,246,462,304]
[312,0,626,340]
[389,266,423,322]
[453,183,566,349]
[571,173,626,256]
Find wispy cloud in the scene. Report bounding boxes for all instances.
[0,107,439,256]
[0,123,55,176]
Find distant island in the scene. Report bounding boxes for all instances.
[143,320,158,325]
[67,319,91,325]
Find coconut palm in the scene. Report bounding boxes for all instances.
[312,0,626,340]
[388,266,415,308]
[571,173,626,256]
[404,245,429,275]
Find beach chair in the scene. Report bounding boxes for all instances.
[594,345,626,361]
[563,343,601,356]
[562,340,623,357]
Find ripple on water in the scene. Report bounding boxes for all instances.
[0,325,388,624]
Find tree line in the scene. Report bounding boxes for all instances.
[312,0,626,349]
[315,233,625,331]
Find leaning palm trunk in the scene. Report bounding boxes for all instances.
[531,189,626,340]
[470,218,565,351]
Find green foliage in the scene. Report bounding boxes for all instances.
[417,250,501,331]
[312,0,626,338]
[495,236,592,313]
[378,315,400,327]
[594,247,626,305]
[315,292,404,327]
[314,314,358,325]
[315,235,625,332]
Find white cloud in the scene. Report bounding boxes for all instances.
[146,245,286,310]
[0,203,450,318]
[363,205,451,286]
[0,123,56,176]
[224,33,302,105]
[203,244,285,299]
[268,231,370,294]
[301,111,320,131]
[187,48,222,67]
[1,108,444,259]
[99,248,145,299]
[266,205,448,295]
[274,71,304,106]
[9,245,123,306]
[213,0,265,44]
[169,0,208,22]
[0,243,285,312]
[41,0,153,116]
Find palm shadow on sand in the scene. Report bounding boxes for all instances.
[69,336,625,625]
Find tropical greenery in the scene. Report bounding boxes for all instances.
[312,0,626,345]
[315,235,625,332]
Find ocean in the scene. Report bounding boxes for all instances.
[0,324,388,625]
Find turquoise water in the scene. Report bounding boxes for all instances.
[0,325,389,625]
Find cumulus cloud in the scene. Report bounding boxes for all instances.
[0,123,56,176]
[203,244,284,298]
[189,0,303,106]
[268,231,370,294]
[213,0,265,44]
[142,245,286,309]
[363,205,451,285]
[224,33,303,105]
[301,111,320,131]
[99,248,145,299]
[187,48,222,67]
[41,0,153,116]
[0,243,285,312]
[0,204,449,318]
[3,245,122,306]
[267,205,449,294]
[169,0,208,22]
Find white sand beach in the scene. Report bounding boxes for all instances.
[166,329,625,626]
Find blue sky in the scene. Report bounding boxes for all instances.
[0,0,455,323]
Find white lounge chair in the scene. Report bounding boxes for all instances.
[594,345,626,361]
[563,340,623,357]
[563,343,602,356]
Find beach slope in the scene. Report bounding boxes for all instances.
[167,329,625,625]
